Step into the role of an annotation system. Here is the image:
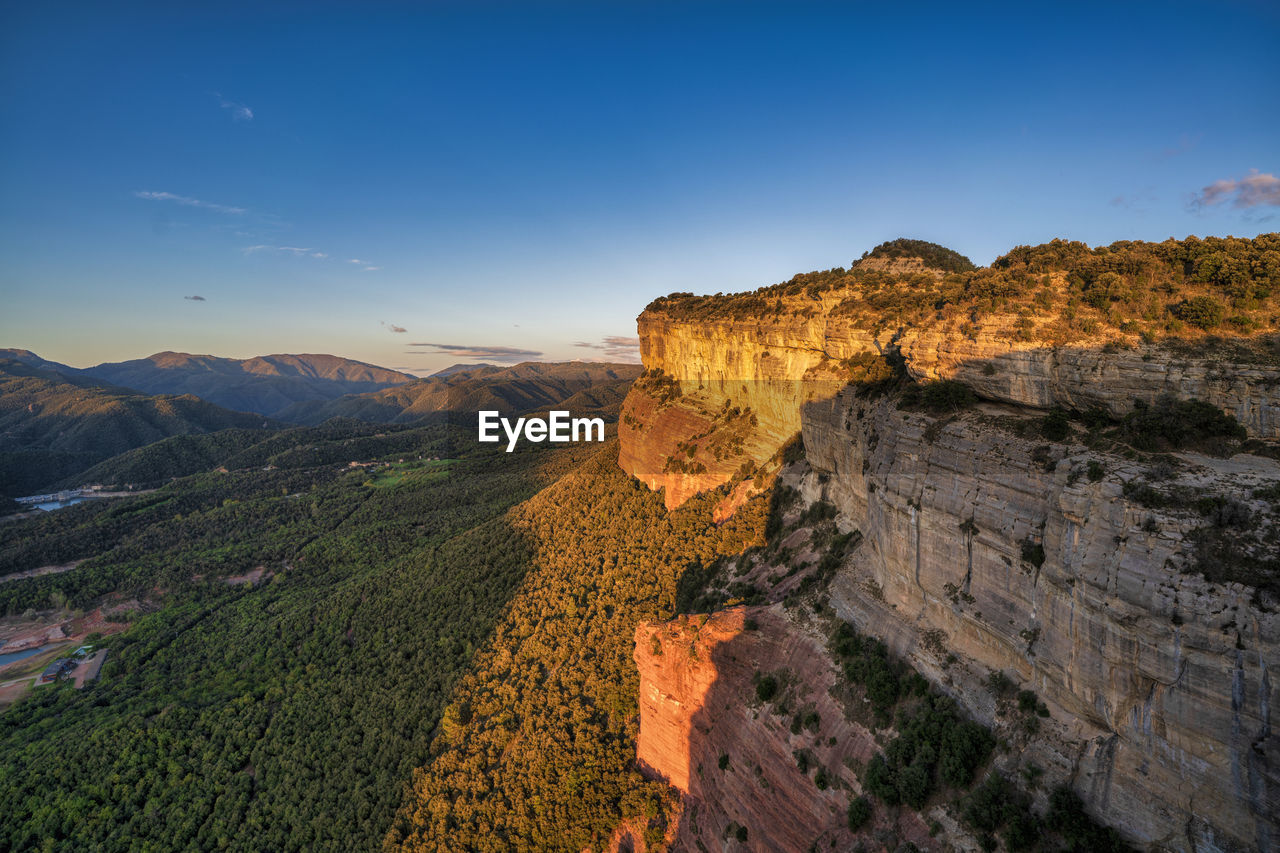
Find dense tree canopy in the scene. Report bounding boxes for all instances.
[0,422,594,851]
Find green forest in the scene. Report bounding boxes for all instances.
[0,402,771,852]
[0,397,1147,851]
[389,450,768,851]
[0,421,597,851]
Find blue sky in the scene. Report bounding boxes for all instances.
[2,1,1277,374]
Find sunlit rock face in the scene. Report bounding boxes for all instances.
[619,310,884,509]
[634,606,938,852]
[620,263,1280,851]
[621,291,1280,511]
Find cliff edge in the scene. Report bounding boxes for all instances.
[620,235,1280,851]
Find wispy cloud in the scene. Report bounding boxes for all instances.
[574,335,641,362]
[381,321,407,334]
[214,92,253,122]
[407,342,542,363]
[184,294,206,301]
[135,190,246,215]
[348,258,380,270]
[1191,169,1280,210]
[243,245,319,256]
[244,245,378,268]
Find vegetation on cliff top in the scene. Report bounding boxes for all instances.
[645,234,1280,353]
[861,237,977,273]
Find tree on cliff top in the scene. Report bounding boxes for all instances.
[860,238,977,273]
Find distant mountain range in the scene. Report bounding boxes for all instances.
[0,349,641,496]
[0,349,416,419]
[429,362,496,378]
[0,358,273,497]
[275,362,642,425]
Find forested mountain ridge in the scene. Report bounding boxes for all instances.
[80,351,417,418]
[0,356,639,497]
[0,358,274,498]
[0,349,82,377]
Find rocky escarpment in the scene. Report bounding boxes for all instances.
[899,330,1280,439]
[621,237,1280,508]
[618,311,873,508]
[802,390,1279,851]
[622,311,1280,511]
[620,239,1280,851]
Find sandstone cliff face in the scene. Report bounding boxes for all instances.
[898,329,1280,439]
[801,391,1278,851]
[621,277,1280,850]
[620,307,1280,510]
[621,311,884,508]
[634,606,940,852]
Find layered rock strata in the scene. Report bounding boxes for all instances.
[801,391,1278,851]
[622,308,1280,510]
[622,276,1280,851]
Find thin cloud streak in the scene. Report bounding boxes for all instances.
[135,190,246,215]
[214,92,253,121]
[184,295,206,301]
[241,245,379,269]
[242,245,316,255]
[407,342,542,362]
[574,335,642,362]
[381,321,407,334]
[1191,169,1280,209]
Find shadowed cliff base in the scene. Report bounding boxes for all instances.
[630,478,1163,851]
[622,381,1279,850]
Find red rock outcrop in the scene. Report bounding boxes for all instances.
[634,606,939,852]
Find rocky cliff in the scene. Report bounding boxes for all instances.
[620,237,1280,852]
[801,391,1278,851]
[622,311,1280,512]
[634,606,940,852]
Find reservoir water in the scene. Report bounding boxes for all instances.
[0,646,46,668]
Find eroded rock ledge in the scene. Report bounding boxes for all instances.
[620,252,1280,851]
